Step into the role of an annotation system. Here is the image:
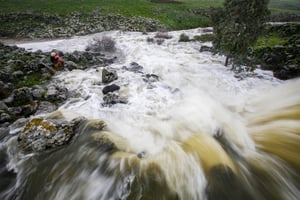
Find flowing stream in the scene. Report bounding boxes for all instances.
[1,28,300,200]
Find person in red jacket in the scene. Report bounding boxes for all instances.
[50,52,64,69]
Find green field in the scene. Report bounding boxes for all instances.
[0,0,224,29]
[1,0,298,14]
[269,0,300,13]
[0,0,299,31]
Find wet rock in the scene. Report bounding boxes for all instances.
[0,101,8,110]
[31,85,46,99]
[20,101,39,117]
[35,101,57,115]
[64,60,79,70]
[9,118,29,135]
[45,84,68,102]
[103,93,128,106]
[206,165,250,200]
[142,74,159,83]
[92,131,117,152]
[18,117,84,152]
[7,106,21,116]
[102,84,120,95]
[102,68,118,84]
[0,113,11,123]
[122,62,144,73]
[0,127,9,141]
[200,45,213,52]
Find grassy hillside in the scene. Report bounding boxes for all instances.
[0,0,299,34]
[269,0,300,13]
[0,0,223,30]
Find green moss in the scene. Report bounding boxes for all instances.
[14,72,48,88]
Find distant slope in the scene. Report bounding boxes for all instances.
[269,0,300,13]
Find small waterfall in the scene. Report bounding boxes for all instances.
[1,28,299,200]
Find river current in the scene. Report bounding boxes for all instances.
[1,28,299,200]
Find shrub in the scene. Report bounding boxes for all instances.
[179,33,190,42]
[193,34,214,42]
[86,36,116,52]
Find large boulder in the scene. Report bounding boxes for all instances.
[18,117,85,152]
[102,68,118,84]
[102,84,120,95]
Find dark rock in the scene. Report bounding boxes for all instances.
[102,68,118,84]
[122,62,144,73]
[0,127,9,141]
[7,107,22,116]
[11,87,33,106]
[20,101,39,117]
[0,113,11,123]
[102,84,120,95]
[200,45,213,52]
[103,93,128,105]
[0,81,12,99]
[143,74,159,83]
[0,101,8,110]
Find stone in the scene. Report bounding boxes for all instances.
[102,84,120,94]
[0,113,11,123]
[18,117,81,152]
[102,68,118,84]
[122,62,143,73]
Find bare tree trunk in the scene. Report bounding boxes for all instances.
[225,56,229,66]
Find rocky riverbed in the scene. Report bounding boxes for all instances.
[0,12,165,39]
[0,41,119,139]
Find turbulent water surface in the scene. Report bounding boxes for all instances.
[1,28,300,200]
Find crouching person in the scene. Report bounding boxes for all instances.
[50,52,64,69]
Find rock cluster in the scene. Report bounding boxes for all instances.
[0,12,165,39]
[0,43,117,135]
[101,67,127,105]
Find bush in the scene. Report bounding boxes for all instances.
[193,34,214,42]
[178,33,190,42]
[86,36,116,52]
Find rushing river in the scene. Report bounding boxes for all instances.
[1,28,299,200]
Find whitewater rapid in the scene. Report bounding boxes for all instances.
[9,28,300,200]
[17,28,281,150]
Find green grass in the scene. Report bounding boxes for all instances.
[1,0,297,15]
[0,0,299,30]
[0,0,223,29]
[254,34,286,49]
[14,72,48,88]
[0,0,223,14]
